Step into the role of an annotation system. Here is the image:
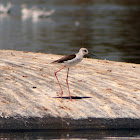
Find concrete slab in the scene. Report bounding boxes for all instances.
[0,49,140,129]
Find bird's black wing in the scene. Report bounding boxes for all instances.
[52,54,76,63]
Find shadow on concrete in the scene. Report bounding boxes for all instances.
[53,96,92,100]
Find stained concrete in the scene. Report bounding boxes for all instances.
[0,49,140,129]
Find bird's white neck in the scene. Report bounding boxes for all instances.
[77,51,85,58]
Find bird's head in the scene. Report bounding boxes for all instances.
[79,47,97,57]
[79,48,89,56]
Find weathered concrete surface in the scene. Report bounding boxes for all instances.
[0,49,140,129]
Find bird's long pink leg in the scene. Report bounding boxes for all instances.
[55,66,65,98]
[66,68,72,101]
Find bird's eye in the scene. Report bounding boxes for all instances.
[84,50,87,52]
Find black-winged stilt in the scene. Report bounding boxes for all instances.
[52,48,94,101]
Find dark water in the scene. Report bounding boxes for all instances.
[0,129,140,140]
[0,0,140,63]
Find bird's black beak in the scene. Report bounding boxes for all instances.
[88,53,98,58]
[88,52,95,56]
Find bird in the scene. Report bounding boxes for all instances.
[32,9,55,19]
[21,4,55,21]
[0,2,12,14]
[51,48,95,101]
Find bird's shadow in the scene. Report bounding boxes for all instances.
[53,96,92,100]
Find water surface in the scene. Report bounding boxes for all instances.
[0,0,140,63]
[0,129,140,140]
